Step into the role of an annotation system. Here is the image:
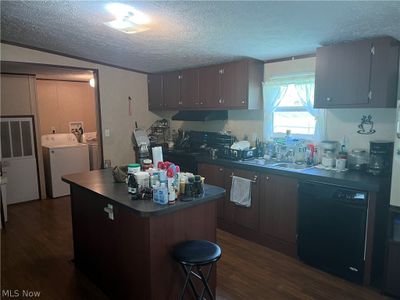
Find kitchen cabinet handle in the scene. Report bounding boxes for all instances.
[218,99,222,104]
[200,101,204,105]
[266,176,270,181]
[218,168,223,172]
[326,97,331,102]
[230,174,258,183]
[104,204,114,220]
[241,100,246,104]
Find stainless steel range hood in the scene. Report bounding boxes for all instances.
[171,110,228,121]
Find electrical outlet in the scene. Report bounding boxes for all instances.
[51,126,56,134]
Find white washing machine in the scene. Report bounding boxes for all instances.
[42,133,89,198]
[82,132,101,170]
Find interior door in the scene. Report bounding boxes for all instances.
[1,117,39,204]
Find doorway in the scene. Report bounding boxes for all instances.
[1,61,103,203]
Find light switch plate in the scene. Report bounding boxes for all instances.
[105,129,110,137]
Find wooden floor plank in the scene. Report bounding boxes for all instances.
[1,197,391,299]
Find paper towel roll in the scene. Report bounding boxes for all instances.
[152,146,163,168]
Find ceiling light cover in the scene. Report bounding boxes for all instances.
[106,3,150,24]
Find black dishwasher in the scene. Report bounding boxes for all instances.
[298,181,368,284]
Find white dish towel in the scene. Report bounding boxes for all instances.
[230,176,252,207]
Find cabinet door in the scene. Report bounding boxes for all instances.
[71,187,119,295]
[221,60,248,108]
[198,163,225,220]
[369,37,399,108]
[260,174,298,244]
[198,65,221,109]
[225,168,259,231]
[314,39,372,108]
[385,243,400,297]
[163,71,181,109]
[148,74,163,111]
[180,69,199,108]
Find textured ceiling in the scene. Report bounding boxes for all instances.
[1,1,400,73]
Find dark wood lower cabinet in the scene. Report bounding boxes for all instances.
[385,242,400,297]
[224,168,260,232]
[70,185,217,299]
[384,207,400,297]
[259,174,298,256]
[199,163,298,258]
[198,163,225,221]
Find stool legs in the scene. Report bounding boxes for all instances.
[179,263,215,300]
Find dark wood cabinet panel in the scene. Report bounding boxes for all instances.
[385,242,400,297]
[147,74,163,110]
[260,174,298,244]
[314,37,399,108]
[198,65,221,108]
[224,168,259,232]
[180,68,199,108]
[148,59,263,111]
[369,37,400,108]
[221,60,249,108]
[163,71,181,109]
[198,163,225,220]
[314,39,372,108]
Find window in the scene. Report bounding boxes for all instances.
[263,76,325,140]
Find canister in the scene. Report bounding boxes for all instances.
[127,163,141,174]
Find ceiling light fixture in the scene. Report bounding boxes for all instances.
[105,3,150,34]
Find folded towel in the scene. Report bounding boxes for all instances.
[230,176,252,207]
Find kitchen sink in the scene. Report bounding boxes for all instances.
[270,162,310,170]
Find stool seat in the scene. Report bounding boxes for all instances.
[173,240,221,265]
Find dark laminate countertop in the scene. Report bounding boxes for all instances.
[196,156,387,192]
[62,169,225,217]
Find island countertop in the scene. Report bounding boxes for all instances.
[62,168,225,217]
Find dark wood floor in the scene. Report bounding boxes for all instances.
[1,198,391,300]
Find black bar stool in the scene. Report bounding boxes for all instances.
[173,240,221,300]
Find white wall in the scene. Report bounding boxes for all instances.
[1,43,160,166]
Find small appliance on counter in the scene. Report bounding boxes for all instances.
[367,140,394,176]
[320,140,339,168]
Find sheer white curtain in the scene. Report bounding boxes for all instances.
[262,81,288,139]
[263,75,325,140]
[294,77,325,141]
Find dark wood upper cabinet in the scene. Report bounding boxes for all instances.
[259,174,298,244]
[147,74,163,110]
[221,60,263,109]
[163,71,181,109]
[314,37,399,108]
[180,68,199,108]
[148,59,264,111]
[198,64,221,109]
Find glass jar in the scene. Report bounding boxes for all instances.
[348,149,369,171]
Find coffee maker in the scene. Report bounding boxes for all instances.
[368,141,394,176]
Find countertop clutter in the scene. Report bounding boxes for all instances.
[62,169,225,217]
[197,156,384,192]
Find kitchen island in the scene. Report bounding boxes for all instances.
[62,169,225,300]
